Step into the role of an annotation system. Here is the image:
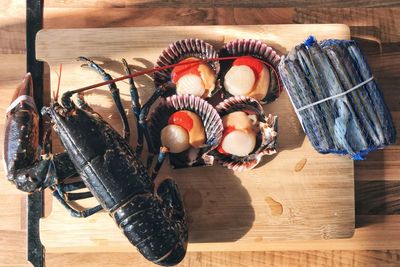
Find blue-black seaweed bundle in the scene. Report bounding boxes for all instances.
[278,36,396,160]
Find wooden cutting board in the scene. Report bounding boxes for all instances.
[35,24,354,253]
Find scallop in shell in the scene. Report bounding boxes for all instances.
[213,96,278,171]
[219,39,282,104]
[149,94,223,168]
[154,39,220,99]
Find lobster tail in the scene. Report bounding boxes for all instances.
[113,180,187,266]
[156,241,187,266]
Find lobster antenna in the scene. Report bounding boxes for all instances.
[53,64,63,101]
[67,57,236,95]
[67,57,282,96]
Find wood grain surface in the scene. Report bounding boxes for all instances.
[1,2,400,266]
[44,0,400,8]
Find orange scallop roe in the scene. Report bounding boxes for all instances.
[232,56,264,80]
[171,58,201,84]
[168,111,193,131]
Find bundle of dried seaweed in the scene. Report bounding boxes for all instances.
[278,36,396,159]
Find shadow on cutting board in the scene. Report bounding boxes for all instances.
[168,166,255,243]
[256,90,307,169]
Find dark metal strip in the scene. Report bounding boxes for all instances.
[26,0,45,266]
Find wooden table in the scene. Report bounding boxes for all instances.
[1,2,399,266]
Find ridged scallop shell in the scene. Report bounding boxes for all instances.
[213,96,278,171]
[154,38,220,98]
[219,39,282,104]
[149,94,223,168]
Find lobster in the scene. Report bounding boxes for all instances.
[3,57,188,266]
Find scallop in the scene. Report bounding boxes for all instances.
[214,96,278,171]
[161,124,190,153]
[224,65,255,96]
[169,110,206,148]
[221,130,256,157]
[148,94,223,168]
[219,39,282,104]
[154,39,220,99]
[176,74,205,97]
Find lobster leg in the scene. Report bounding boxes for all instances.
[49,156,99,213]
[64,191,93,201]
[78,56,130,141]
[53,188,103,218]
[151,147,169,181]
[48,155,100,215]
[134,86,165,170]
[51,170,101,217]
[58,180,94,201]
[121,58,158,161]
[122,58,166,169]
[121,58,144,156]
[53,150,96,201]
[156,179,187,266]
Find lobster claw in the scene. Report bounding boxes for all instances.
[3,73,41,192]
[9,73,35,107]
[6,73,37,116]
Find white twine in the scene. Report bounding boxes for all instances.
[288,76,375,130]
[6,95,37,114]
